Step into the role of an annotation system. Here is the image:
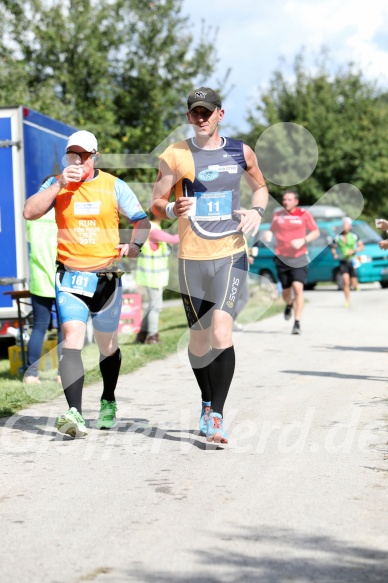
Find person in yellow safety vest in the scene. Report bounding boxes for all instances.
[135,212,179,344]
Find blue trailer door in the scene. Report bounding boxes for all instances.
[0,106,76,318]
[22,108,76,199]
[0,115,19,311]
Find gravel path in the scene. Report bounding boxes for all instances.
[1,284,387,583]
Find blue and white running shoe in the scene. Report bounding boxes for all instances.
[206,412,228,444]
[199,401,211,435]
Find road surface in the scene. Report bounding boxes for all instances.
[1,285,387,582]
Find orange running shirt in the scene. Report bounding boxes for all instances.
[51,170,146,271]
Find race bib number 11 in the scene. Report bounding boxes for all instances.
[194,190,232,221]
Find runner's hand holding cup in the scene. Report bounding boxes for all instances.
[60,164,84,187]
[60,150,86,186]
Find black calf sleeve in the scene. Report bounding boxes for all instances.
[188,349,212,403]
[208,346,235,416]
[59,348,84,414]
[99,348,121,402]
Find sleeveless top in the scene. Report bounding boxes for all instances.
[160,137,247,260]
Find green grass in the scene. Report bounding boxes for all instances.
[0,288,283,417]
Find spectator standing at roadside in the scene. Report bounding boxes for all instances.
[23,131,150,438]
[134,211,179,344]
[268,190,320,335]
[25,194,63,385]
[376,218,388,250]
[331,217,364,307]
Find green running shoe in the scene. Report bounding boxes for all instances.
[97,400,117,429]
[56,407,88,438]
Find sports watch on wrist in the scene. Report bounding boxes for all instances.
[132,240,143,251]
[252,206,266,218]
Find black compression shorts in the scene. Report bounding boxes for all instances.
[178,251,248,330]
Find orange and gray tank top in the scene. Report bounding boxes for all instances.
[160,137,247,260]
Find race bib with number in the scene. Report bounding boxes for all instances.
[58,271,99,297]
[194,190,233,221]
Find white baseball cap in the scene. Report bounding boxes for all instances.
[343,216,353,225]
[66,130,98,152]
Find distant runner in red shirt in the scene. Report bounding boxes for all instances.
[269,190,320,334]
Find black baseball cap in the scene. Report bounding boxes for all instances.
[187,87,222,112]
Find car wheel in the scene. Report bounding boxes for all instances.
[380,281,388,289]
[304,283,316,290]
[260,269,276,284]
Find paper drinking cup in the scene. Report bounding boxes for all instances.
[185,197,197,217]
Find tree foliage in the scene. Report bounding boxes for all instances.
[0,0,218,156]
[242,52,388,218]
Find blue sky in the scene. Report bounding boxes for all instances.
[181,0,388,133]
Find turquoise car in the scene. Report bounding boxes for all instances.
[250,218,388,289]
